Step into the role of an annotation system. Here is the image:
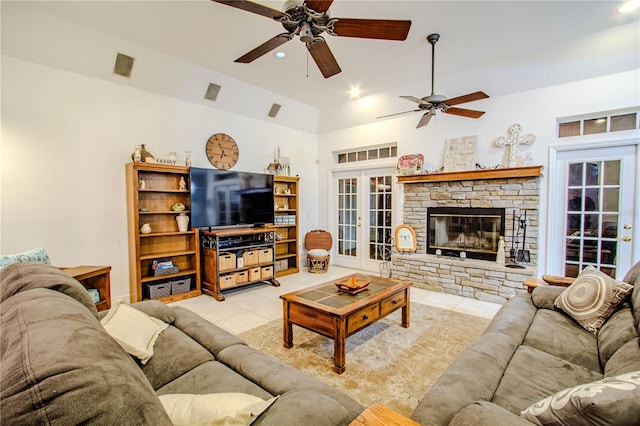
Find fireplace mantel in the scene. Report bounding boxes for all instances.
[397,165,543,183]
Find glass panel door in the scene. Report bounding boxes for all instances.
[565,160,621,277]
[337,177,358,259]
[332,168,396,272]
[550,144,637,279]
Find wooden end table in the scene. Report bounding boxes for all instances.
[62,265,112,311]
[280,274,411,374]
[349,403,420,426]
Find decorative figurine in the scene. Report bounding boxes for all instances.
[496,236,506,264]
[139,179,146,190]
[179,177,186,191]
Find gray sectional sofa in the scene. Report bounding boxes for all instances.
[0,262,364,425]
[411,261,640,425]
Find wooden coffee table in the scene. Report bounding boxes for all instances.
[280,274,411,374]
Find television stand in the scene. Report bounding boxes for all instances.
[200,227,279,301]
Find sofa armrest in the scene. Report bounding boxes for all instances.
[531,286,566,309]
[450,401,532,426]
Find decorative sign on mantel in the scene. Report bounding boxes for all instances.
[444,136,477,172]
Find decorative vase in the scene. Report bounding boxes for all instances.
[176,213,189,232]
[140,223,152,234]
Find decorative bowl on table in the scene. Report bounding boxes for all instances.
[335,277,371,294]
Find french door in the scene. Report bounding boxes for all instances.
[332,168,396,272]
[549,143,637,279]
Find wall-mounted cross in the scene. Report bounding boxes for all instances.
[495,123,536,167]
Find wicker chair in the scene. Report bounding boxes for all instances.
[304,230,333,273]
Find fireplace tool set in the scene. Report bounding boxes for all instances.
[506,210,530,269]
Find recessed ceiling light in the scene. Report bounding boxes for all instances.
[619,0,640,13]
[349,86,362,98]
[274,51,286,59]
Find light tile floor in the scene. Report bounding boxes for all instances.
[170,266,502,335]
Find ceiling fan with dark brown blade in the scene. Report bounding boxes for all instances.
[378,33,489,128]
[212,0,411,78]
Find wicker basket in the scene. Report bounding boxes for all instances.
[219,253,236,271]
[243,250,259,266]
[236,270,248,284]
[258,248,273,264]
[261,266,273,279]
[171,278,191,295]
[220,273,237,290]
[146,282,171,299]
[248,267,261,281]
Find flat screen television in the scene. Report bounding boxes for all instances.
[190,167,274,229]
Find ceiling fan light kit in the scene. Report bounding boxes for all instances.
[378,33,489,128]
[212,0,411,78]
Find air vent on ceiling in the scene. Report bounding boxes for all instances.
[268,103,282,118]
[204,83,221,101]
[113,53,134,78]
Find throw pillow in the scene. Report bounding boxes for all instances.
[159,393,278,426]
[554,266,633,335]
[0,247,50,270]
[101,302,169,364]
[520,371,640,425]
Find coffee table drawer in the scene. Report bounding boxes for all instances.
[347,304,379,334]
[381,291,406,316]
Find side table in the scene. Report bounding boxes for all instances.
[349,403,420,426]
[62,265,111,311]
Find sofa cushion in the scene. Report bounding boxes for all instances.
[131,299,176,324]
[159,392,278,426]
[482,294,537,343]
[0,247,50,270]
[157,361,274,399]
[520,370,640,426]
[411,333,519,426]
[554,266,633,335]
[604,337,640,377]
[597,307,638,368]
[451,401,532,426]
[531,285,566,309]
[171,306,246,357]
[492,345,602,414]
[523,309,600,372]
[623,261,640,334]
[252,390,350,426]
[0,288,172,425]
[218,343,365,419]
[0,262,98,318]
[139,325,215,390]
[101,302,169,364]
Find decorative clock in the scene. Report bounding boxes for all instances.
[206,133,239,170]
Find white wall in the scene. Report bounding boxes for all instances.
[1,56,319,304]
[317,69,640,274]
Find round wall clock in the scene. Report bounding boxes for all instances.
[206,133,239,170]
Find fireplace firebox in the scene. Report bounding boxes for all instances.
[427,207,506,261]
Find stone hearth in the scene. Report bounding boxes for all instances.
[392,166,542,303]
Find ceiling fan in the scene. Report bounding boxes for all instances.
[378,33,489,128]
[212,0,411,78]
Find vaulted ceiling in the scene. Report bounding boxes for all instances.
[5,1,639,133]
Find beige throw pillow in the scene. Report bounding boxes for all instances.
[520,371,640,425]
[554,266,633,335]
[159,393,278,426]
[101,302,169,364]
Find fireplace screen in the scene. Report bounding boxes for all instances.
[427,207,505,260]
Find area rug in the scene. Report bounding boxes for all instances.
[238,303,490,417]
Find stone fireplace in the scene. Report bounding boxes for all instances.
[392,166,542,303]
